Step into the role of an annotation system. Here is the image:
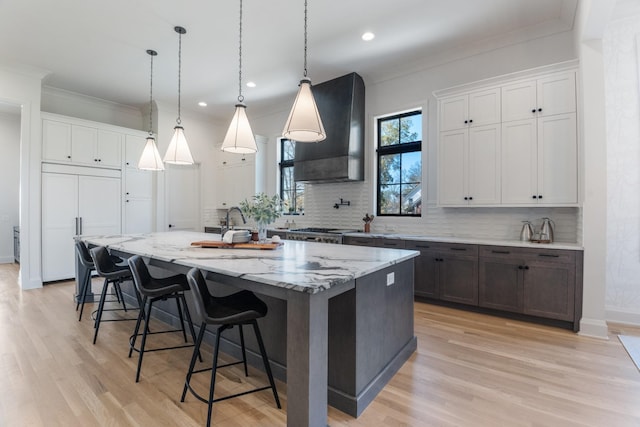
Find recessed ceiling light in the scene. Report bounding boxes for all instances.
[198,101,207,107]
[362,32,375,41]
[246,81,256,88]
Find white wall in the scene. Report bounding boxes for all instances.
[250,29,580,242]
[0,110,20,263]
[603,8,640,324]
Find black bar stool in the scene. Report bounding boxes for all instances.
[89,246,139,344]
[181,267,280,427]
[75,241,126,321]
[127,255,200,383]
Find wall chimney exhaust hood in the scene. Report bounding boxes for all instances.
[294,72,365,183]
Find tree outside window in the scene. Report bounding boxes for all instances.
[377,111,422,216]
[280,139,304,214]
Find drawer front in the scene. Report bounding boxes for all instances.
[377,238,406,249]
[480,245,575,264]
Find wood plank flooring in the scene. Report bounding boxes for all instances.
[2,262,640,426]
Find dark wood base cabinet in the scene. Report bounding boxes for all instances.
[405,241,478,305]
[344,236,583,332]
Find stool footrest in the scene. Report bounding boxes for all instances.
[183,379,272,405]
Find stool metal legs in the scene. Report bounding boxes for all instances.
[181,320,281,427]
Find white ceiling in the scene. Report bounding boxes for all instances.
[0,0,577,121]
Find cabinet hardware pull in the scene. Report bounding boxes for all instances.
[79,217,83,235]
[531,109,536,113]
[538,108,542,112]
[464,120,468,124]
[75,217,79,235]
[518,265,523,270]
[469,119,473,123]
[469,196,473,200]
[538,195,543,199]
[464,197,468,200]
[532,195,537,199]
[450,247,467,251]
[67,155,71,159]
[524,265,529,270]
[538,254,559,258]
[492,250,510,254]
[416,245,430,249]
[383,242,396,246]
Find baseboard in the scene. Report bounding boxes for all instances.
[578,317,609,339]
[606,307,640,327]
[328,336,418,417]
[0,256,14,264]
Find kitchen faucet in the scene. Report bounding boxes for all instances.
[221,206,246,236]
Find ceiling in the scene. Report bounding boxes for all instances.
[0,0,577,121]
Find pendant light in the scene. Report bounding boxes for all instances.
[221,0,258,154]
[282,0,326,143]
[138,49,165,171]
[164,26,195,165]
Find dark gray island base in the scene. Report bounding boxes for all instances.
[81,232,418,427]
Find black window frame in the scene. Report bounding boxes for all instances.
[279,138,304,215]
[376,110,423,217]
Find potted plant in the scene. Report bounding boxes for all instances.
[362,213,374,233]
[239,193,283,241]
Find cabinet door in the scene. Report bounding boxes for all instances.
[124,198,153,234]
[501,80,537,122]
[468,88,501,127]
[125,168,153,199]
[42,173,78,282]
[468,124,501,204]
[166,164,200,231]
[125,134,147,168]
[479,255,523,313]
[78,176,121,236]
[537,72,576,117]
[537,113,577,204]
[439,95,468,132]
[97,129,122,168]
[523,261,575,321]
[414,250,439,298]
[501,119,537,204]
[42,120,72,163]
[438,129,467,205]
[438,247,478,305]
[71,125,98,166]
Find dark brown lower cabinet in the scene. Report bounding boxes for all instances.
[406,241,478,304]
[347,236,583,331]
[479,246,578,322]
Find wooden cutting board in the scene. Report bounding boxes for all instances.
[190,240,283,250]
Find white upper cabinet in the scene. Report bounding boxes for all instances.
[436,64,579,207]
[438,124,501,206]
[42,115,123,169]
[439,88,501,132]
[502,71,576,122]
[125,134,146,169]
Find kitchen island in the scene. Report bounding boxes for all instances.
[80,231,418,427]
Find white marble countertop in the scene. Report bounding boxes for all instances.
[83,231,419,294]
[342,232,583,251]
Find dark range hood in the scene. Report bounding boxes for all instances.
[294,72,365,183]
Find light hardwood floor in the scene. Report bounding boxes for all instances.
[2,262,640,426]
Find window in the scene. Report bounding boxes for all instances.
[377,110,422,216]
[279,139,304,214]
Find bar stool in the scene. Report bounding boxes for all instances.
[89,246,138,344]
[127,255,200,383]
[181,267,280,427]
[75,241,126,321]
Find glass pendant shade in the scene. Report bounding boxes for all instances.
[138,135,164,170]
[282,77,326,142]
[164,125,194,165]
[221,103,257,154]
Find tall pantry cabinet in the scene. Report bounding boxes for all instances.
[41,113,153,282]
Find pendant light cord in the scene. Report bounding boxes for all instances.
[177,29,183,125]
[149,51,154,135]
[238,0,244,103]
[303,0,308,78]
